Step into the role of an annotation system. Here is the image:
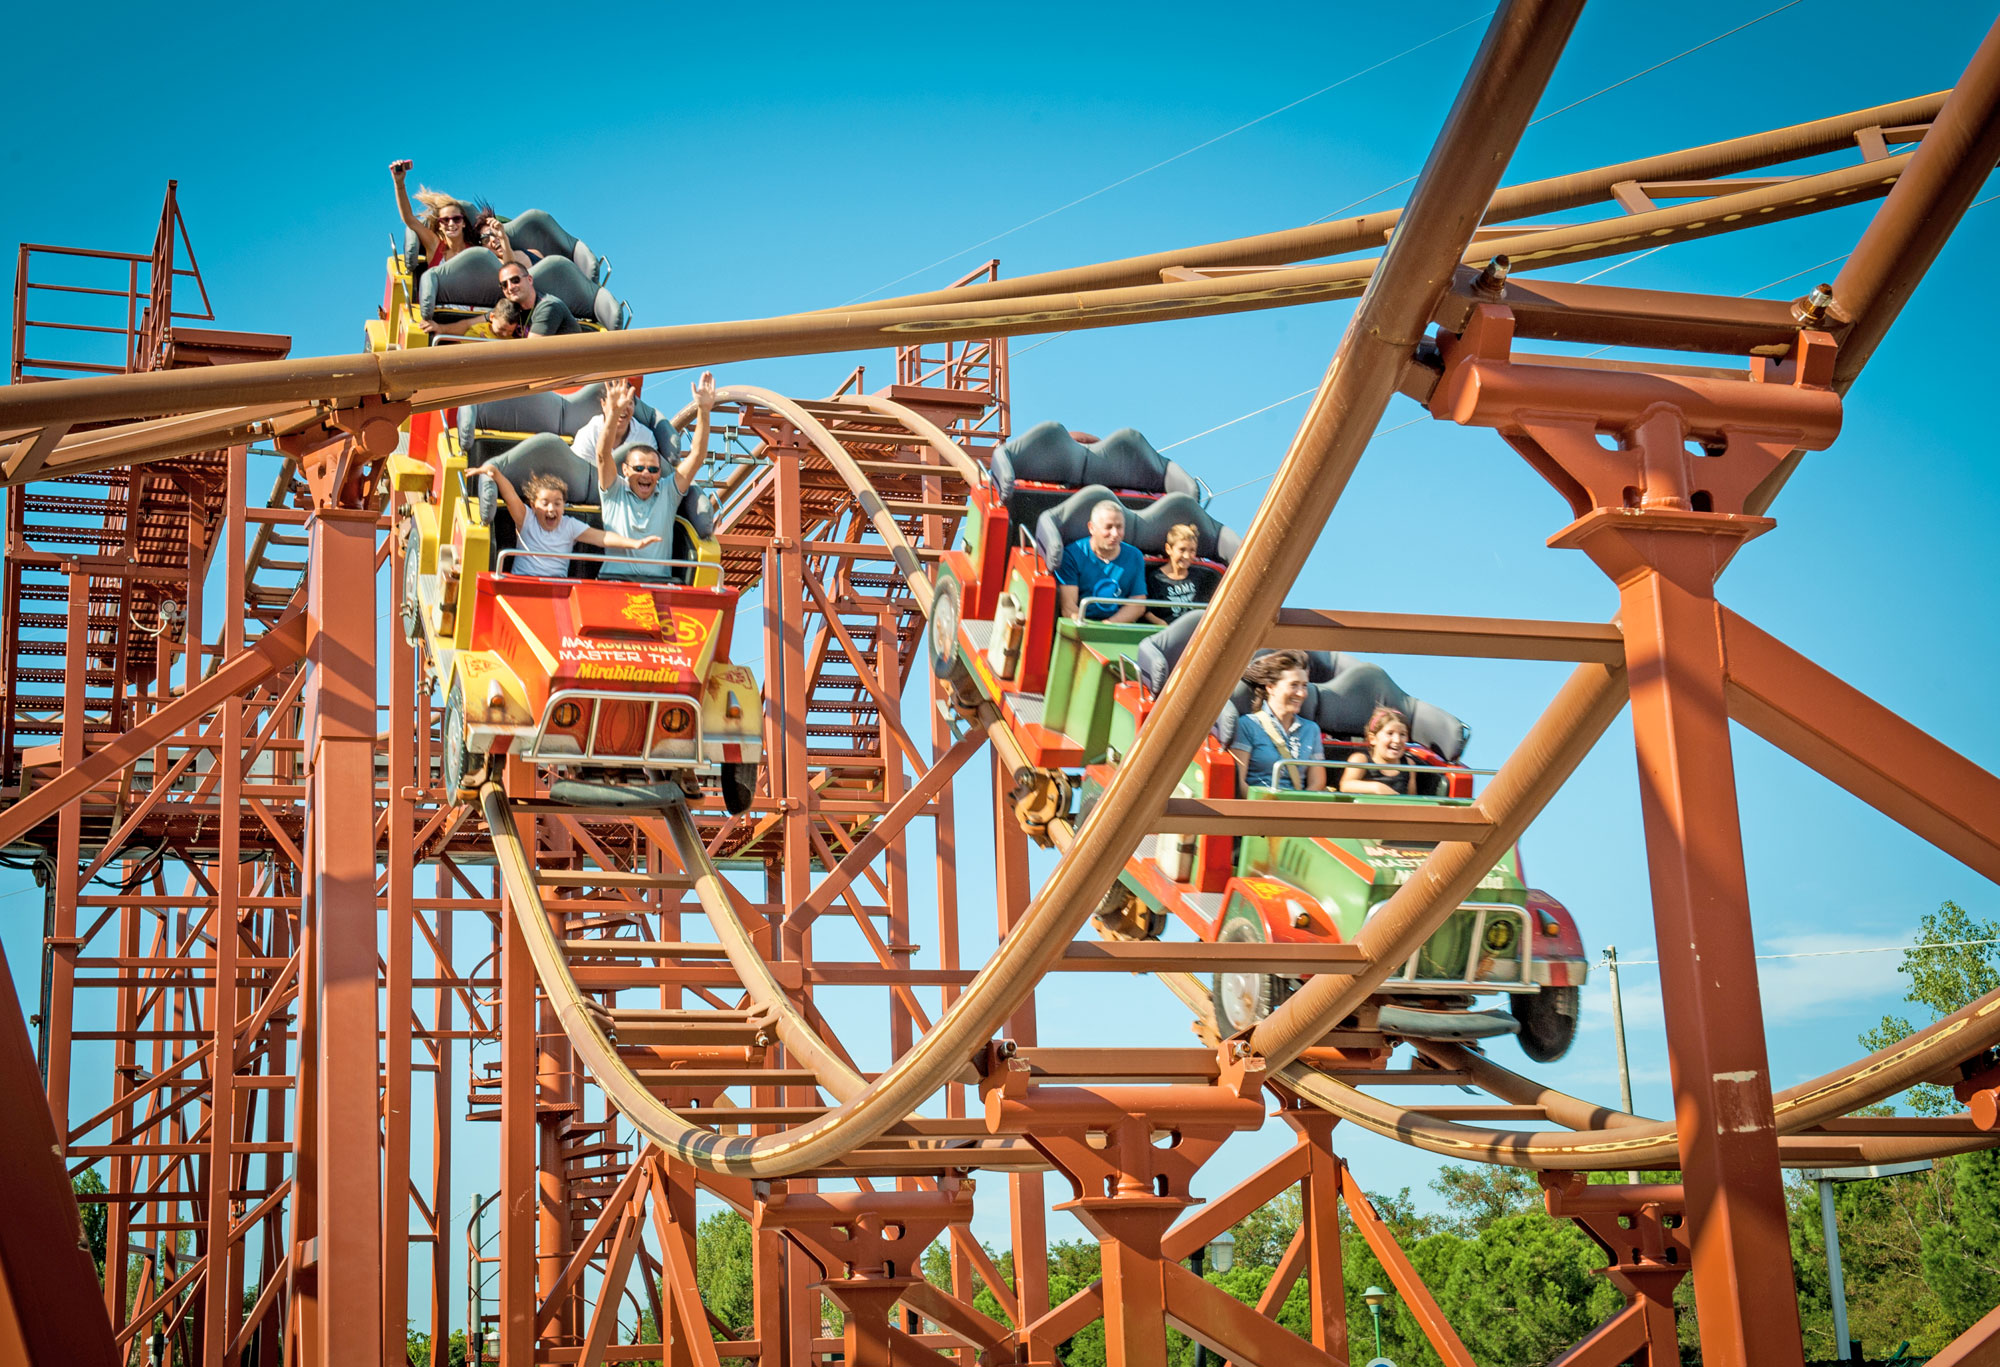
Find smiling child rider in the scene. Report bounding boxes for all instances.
[465,467,660,577]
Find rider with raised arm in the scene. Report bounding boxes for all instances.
[389,159,476,271]
[593,373,717,583]
[573,378,665,463]
[464,467,660,577]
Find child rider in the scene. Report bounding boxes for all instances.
[466,467,662,577]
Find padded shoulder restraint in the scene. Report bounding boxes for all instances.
[419,246,506,318]
[1127,492,1240,563]
[1033,484,1142,569]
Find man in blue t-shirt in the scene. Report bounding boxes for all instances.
[1055,499,1148,622]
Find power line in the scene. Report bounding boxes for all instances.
[1310,0,1808,226]
[1203,414,1428,499]
[1607,937,2000,969]
[1159,387,1321,453]
[841,11,1498,305]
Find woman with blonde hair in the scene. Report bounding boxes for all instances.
[390,159,477,271]
[1144,522,1207,623]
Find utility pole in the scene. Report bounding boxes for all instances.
[1606,945,1638,1183]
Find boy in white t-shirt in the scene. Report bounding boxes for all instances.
[467,467,662,577]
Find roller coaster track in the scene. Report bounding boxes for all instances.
[11,13,2000,1360]
[475,383,2000,1184]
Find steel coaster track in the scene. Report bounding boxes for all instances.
[481,391,2000,1181]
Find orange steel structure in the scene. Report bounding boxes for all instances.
[7,6,2000,1366]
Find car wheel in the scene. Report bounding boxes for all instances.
[720,761,759,816]
[399,519,424,648]
[1211,911,1283,1035]
[1511,985,1579,1062]
[442,681,478,799]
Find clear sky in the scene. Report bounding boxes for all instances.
[5,0,1997,1320]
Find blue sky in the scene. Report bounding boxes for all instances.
[5,0,1997,1320]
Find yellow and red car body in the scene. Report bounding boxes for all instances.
[448,571,762,795]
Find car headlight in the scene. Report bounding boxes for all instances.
[1484,917,1518,953]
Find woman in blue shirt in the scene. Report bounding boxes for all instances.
[1228,650,1326,791]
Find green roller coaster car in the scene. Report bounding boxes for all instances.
[932,423,1589,1062]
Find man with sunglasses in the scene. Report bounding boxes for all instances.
[593,372,719,582]
[498,262,580,336]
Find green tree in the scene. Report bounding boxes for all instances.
[1779,898,2000,1357]
[1439,1211,1623,1365]
[695,1210,756,1336]
[1230,1188,1301,1268]
[1923,1148,2000,1334]
[1860,901,2000,1115]
[72,1168,107,1275]
[1429,1164,1541,1235]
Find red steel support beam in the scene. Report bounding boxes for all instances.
[993,754,1051,1357]
[43,567,88,1129]
[1928,1301,2000,1367]
[383,528,417,1366]
[1611,540,1802,1367]
[0,604,308,850]
[201,450,249,1367]
[1720,608,2000,882]
[0,934,120,1366]
[306,501,384,1367]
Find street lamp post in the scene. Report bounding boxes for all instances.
[1801,1161,1933,1363]
[1363,1285,1392,1361]
[1191,1233,1238,1367]
[1207,1231,1235,1275]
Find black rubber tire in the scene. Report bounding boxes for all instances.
[1512,985,1580,1063]
[399,519,424,647]
[442,682,477,798]
[1211,911,1284,1035]
[720,761,759,816]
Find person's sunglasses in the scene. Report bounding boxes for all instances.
[438,214,465,225]
[500,275,527,286]
[628,464,662,475]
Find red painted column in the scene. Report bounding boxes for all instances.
[499,753,539,1366]
[993,755,1050,1351]
[1567,517,1802,1367]
[43,567,88,1123]
[1283,1110,1347,1360]
[306,502,384,1367]
[202,449,249,1366]
[383,519,416,1367]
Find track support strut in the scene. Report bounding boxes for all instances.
[1432,304,1846,1367]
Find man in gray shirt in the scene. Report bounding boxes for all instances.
[499,262,580,336]
[593,372,717,581]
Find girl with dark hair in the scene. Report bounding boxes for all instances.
[1341,705,1417,796]
[1230,650,1326,792]
[473,205,545,271]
